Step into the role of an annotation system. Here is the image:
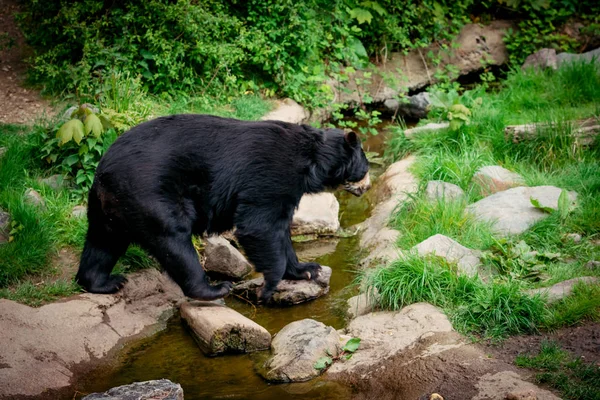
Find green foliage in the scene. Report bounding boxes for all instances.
[0,279,81,307]
[314,338,361,371]
[516,341,600,400]
[545,283,600,329]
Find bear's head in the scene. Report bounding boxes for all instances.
[322,129,370,197]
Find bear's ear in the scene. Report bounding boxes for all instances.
[344,131,359,147]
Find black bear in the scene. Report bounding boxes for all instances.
[75,114,370,301]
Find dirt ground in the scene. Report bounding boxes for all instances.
[0,0,56,125]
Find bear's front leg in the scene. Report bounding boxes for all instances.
[281,233,322,281]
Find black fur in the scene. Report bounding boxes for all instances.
[75,114,369,301]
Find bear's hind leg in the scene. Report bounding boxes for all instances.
[76,227,130,294]
[281,234,322,281]
[146,234,232,301]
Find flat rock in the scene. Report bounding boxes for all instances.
[24,188,46,208]
[233,266,332,305]
[328,303,453,376]
[425,180,465,201]
[557,47,600,67]
[0,269,185,398]
[404,122,450,138]
[346,291,379,319]
[204,236,252,280]
[261,319,341,382]
[522,48,558,71]
[473,371,560,400]
[261,98,309,124]
[359,227,403,268]
[527,276,599,303]
[413,234,482,277]
[472,166,526,196]
[181,301,271,355]
[82,379,183,400]
[291,193,340,236]
[466,186,577,236]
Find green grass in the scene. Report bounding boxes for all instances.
[0,279,81,307]
[545,283,600,330]
[516,341,600,400]
[362,255,547,338]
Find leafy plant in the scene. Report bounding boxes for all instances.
[314,337,362,371]
[428,88,482,131]
[8,220,24,243]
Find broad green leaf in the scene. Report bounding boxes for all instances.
[56,119,84,146]
[140,49,154,59]
[343,337,361,353]
[84,114,104,138]
[558,190,570,220]
[64,154,80,167]
[361,1,386,15]
[98,114,114,130]
[449,119,463,131]
[530,197,554,214]
[314,356,332,370]
[347,37,368,59]
[73,128,83,144]
[350,7,373,24]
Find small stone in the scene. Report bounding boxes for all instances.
[564,233,582,243]
[585,260,600,271]
[425,180,465,202]
[204,236,252,280]
[473,166,526,196]
[346,290,379,319]
[82,379,183,400]
[260,319,341,382]
[522,48,557,71]
[413,234,482,277]
[527,276,599,303]
[234,266,332,305]
[71,205,87,218]
[180,301,271,356]
[40,174,68,191]
[430,394,445,400]
[291,193,340,236]
[24,188,46,209]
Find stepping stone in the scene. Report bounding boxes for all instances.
[425,180,465,201]
[466,186,577,236]
[82,379,183,400]
[291,193,340,236]
[233,266,332,305]
[527,276,599,303]
[412,234,481,277]
[180,301,271,356]
[204,236,252,280]
[472,166,525,196]
[260,319,341,382]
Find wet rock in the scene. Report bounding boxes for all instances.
[181,301,270,356]
[291,193,340,236]
[0,269,185,398]
[404,122,450,138]
[585,260,600,271]
[472,166,526,196]
[413,234,482,277]
[527,276,599,303]
[557,47,600,67]
[0,208,10,244]
[466,186,577,236]
[82,379,183,400]
[24,188,46,209]
[204,236,252,280]
[261,319,341,382]
[425,180,465,202]
[565,233,582,243]
[473,371,560,400]
[346,290,379,319]
[39,174,68,191]
[295,238,339,261]
[233,266,332,305]
[261,98,309,124]
[384,92,431,119]
[71,205,87,218]
[328,303,453,376]
[522,48,558,71]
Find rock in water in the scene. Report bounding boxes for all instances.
[203,236,252,280]
[180,301,271,356]
[233,266,332,305]
[82,379,183,400]
[260,319,341,382]
[291,193,340,236]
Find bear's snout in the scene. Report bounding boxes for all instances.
[344,172,371,197]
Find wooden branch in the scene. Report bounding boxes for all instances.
[505,118,600,145]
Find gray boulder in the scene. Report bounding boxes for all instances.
[466,186,577,236]
[291,193,340,236]
[82,379,183,400]
[233,266,332,305]
[261,319,341,382]
[39,174,69,191]
[384,92,431,119]
[527,276,598,303]
[180,301,271,356]
[557,47,600,67]
[472,166,526,196]
[425,180,465,202]
[522,48,558,70]
[346,290,380,319]
[204,236,252,280]
[412,234,482,277]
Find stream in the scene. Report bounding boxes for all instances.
[76,131,390,400]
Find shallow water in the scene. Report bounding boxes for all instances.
[76,130,389,400]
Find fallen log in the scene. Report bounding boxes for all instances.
[505,118,599,145]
